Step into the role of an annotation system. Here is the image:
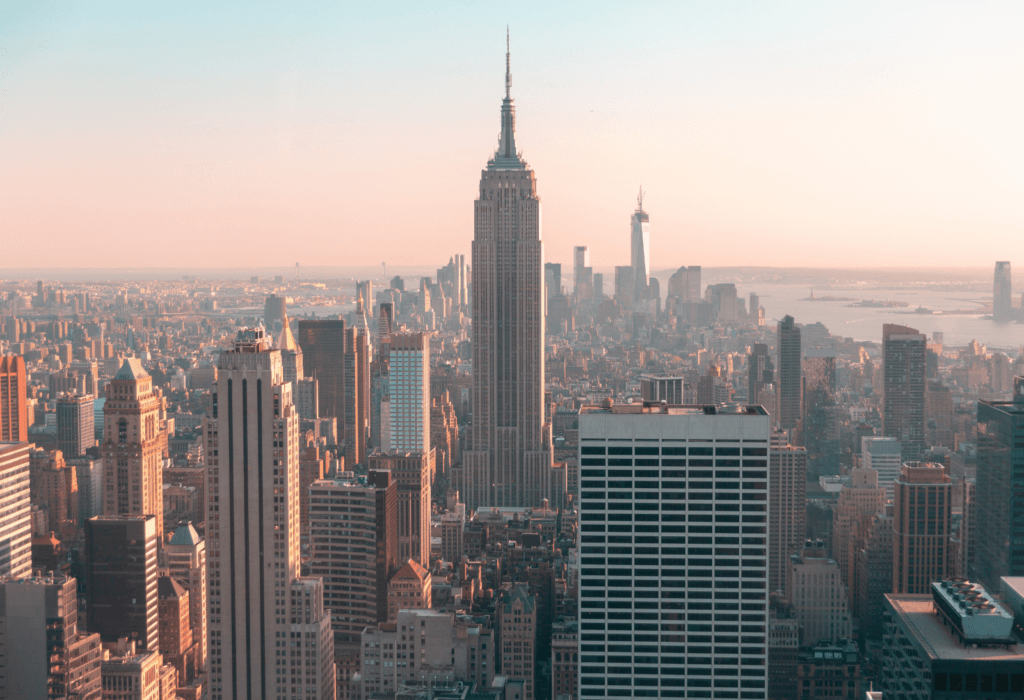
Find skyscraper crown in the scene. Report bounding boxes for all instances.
[487,30,526,171]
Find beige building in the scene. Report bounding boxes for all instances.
[769,444,806,594]
[387,559,431,621]
[787,541,852,645]
[205,329,335,700]
[893,461,952,594]
[100,648,177,700]
[360,608,494,696]
[0,442,32,579]
[550,619,577,700]
[163,522,206,676]
[498,586,536,700]
[103,359,168,536]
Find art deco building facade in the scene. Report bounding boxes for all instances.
[463,43,560,509]
[102,359,168,536]
[882,324,927,462]
[205,329,335,700]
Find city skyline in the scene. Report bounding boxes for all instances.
[3,3,1024,269]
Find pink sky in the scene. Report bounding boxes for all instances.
[2,3,1022,270]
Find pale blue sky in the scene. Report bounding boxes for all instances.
[1,1,1022,269]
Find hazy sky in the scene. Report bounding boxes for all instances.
[2,2,1022,270]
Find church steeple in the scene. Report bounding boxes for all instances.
[488,29,525,171]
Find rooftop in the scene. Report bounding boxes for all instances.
[886,594,1024,661]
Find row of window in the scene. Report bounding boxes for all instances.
[582,446,768,456]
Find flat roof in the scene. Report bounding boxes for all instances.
[886,595,1024,662]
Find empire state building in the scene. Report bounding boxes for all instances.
[460,38,564,509]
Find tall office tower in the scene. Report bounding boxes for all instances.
[590,272,603,301]
[464,40,559,511]
[769,445,807,594]
[802,349,840,478]
[57,393,94,459]
[264,294,287,332]
[640,375,684,404]
[573,245,592,300]
[498,586,537,700]
[158,576,195,687]
[892,462,951,594]
[85,514,159,651]
[103,359,166,536]
[309,472,397,696]
[776,315,802,433]
[0,442,31,579]
[856,503,893,640]
[973,378,1024,590]
[861,436,902,501]
[377,302,394,345]
[882,324,927,462]
[37,450,79,529]
[613,265,635,307]
[832,468,885,613]
[356,280,374,316]
[206,328,335,700]
[578,402,770,699]
[748,344,774,408]
[277,316,303,388]
[384,333,430,453]
[165,522,207,675]
[367,452,431,565]
[993,261,1013,321]
[344,327,368,467]
[0,573,103,700]
[786,541,852,646]
[354,293,373,354]
[0,355,27,442]
[298,319,347,433]
[544,262,562,302]
[630,189,650,302]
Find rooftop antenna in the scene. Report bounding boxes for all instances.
[637,186,645,210]
[505,26,511,99]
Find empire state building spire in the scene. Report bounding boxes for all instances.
[489,28,524,170]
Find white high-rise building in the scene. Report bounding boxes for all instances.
[862,436,902,501]
[0,442,31,580]
[630,189,651,302]
[206,329,335,700]
[577,403,769,699]
[383,333,430,454]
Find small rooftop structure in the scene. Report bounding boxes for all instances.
[931,579,1014,644]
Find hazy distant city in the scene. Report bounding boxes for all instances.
[4,4,1024,700]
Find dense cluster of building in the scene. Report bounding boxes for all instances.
[2,42,1024,700]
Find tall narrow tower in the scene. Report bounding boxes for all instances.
[994,261,1012,321]
[206,329,335,700]
[630,187,650,302]
[463,35,561,509]
[103,359,167,536]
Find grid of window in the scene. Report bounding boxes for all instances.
[578,438,769,699]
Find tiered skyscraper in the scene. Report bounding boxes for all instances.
[462,38,562,509]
